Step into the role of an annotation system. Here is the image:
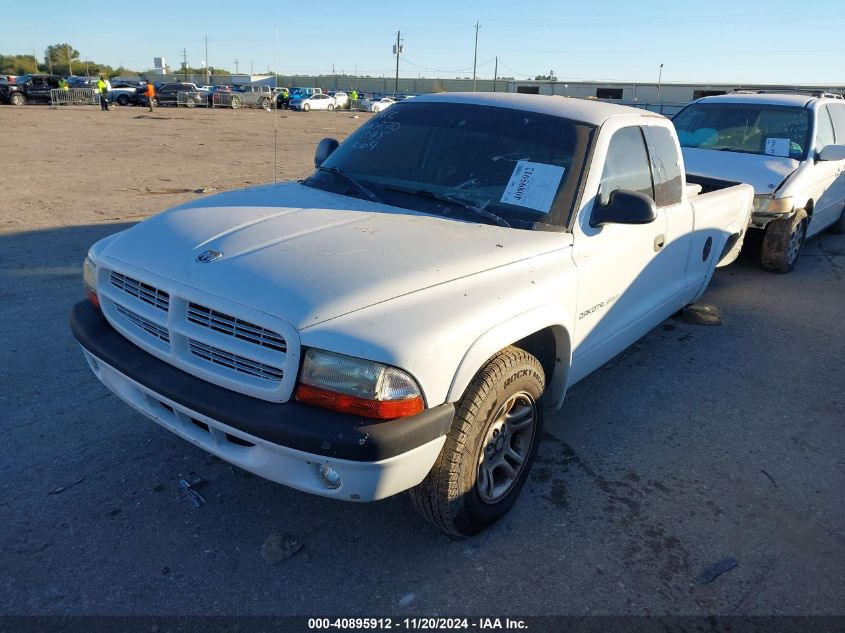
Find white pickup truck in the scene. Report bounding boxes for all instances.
[71,93,753,536]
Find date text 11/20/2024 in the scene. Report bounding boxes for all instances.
[307,617,528,629]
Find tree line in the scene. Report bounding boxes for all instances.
[0,43,229,78]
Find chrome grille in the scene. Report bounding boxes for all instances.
[187,303,286,352]
[110,272,170,311]
[187,339,284,382]
[115,304,170,343]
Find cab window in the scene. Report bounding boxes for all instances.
[815,106,835,152]
[644,126,683,206]
[598,127,654,206]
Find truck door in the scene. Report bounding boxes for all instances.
[569,125,672,383]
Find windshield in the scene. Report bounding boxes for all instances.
[304,101,594,229]
[673,102,810,159]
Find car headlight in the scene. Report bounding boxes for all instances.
[83,255,99,309]
[752,195,793,214]
[295,349,424,419]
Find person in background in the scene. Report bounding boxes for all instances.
[59,77,68,90]
[145,81,156,112]
[349,89,358,110]
[97,75,108,111]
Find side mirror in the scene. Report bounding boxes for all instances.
[818,144,845,162]
[590,190,657,228]
[314,138,339,167]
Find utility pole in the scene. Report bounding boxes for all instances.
[493,56,498,92]
[656,62,664,103]
[250,61,254,76]
[205,36,210,84]
[472,22,480,92]
[66,44,73,76]
[32,48,38,73]
[182,48,188,81]
[235,59,239,74]
[393,31,402,96]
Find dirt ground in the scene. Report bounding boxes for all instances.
[0,104,372,232]
[1,103,844,621]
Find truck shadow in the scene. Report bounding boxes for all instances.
[2,220,842,615]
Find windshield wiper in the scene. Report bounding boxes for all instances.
[316,166,384,203]
[384,185,510,228]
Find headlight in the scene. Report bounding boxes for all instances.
[295,349,424,419]
[752,195,793,214]
[83,255,100,309]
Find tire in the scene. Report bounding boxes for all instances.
[327,104,334,111]
[828,202,845,234]
[409,346,545,537]
[372,105,380,113]
[259,97,270,109]
[117,94,129,106]
[303,103,310,112]
[231,97,241,109]
[10,93,25,106]
[186,99,195,108]
[761,208,808,273]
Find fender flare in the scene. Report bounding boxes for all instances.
[445,305,573,410]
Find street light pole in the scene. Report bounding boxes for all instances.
[656,63,664,103]
[472,22,480,92]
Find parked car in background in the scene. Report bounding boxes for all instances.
[108,82,145,106]
[155,82,204,107]
[359,96,396,113]
[328,91,349,109]
[290,92,335,112]
[290,87,322,99]
[0,74,61,105]
[230,84,272,109]
[674,91,845,272]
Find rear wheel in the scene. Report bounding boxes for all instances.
[259,97,270,109]
[10,93,25,106]
[761,208,808,273]
[372,105,380,113]
[327,104,334,111]
[409,346,545,537]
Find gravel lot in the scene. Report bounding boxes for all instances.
[1,104,843,618]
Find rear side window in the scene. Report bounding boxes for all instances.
[829,104,845,144]
[815,106,835,151]
[598,127,654,206]
[643,126,683,206]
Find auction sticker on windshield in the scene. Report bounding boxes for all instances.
[500,160,565,213]
[764,137,790,157]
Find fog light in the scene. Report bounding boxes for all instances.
[318,465,341,490]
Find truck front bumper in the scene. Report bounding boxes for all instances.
[69,301,454,501]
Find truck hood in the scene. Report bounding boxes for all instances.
[682,147,799,195]
[101,182,570,329]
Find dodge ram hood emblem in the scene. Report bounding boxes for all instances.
[197,249,223,263]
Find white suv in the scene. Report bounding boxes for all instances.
[673,91,845,272]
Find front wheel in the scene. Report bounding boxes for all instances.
[327,104,334,111]
[761,208,808,273]
[410,346,545,537]
[10,93,25,106]
[231,97,241,109]
[372,105,380,113]
[117,94,129,106]
[303,103,310,112]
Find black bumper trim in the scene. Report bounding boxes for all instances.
[69,301,454,462]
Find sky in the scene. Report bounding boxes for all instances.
[4,0,844,84]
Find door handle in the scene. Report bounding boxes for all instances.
[654,234,666,251]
